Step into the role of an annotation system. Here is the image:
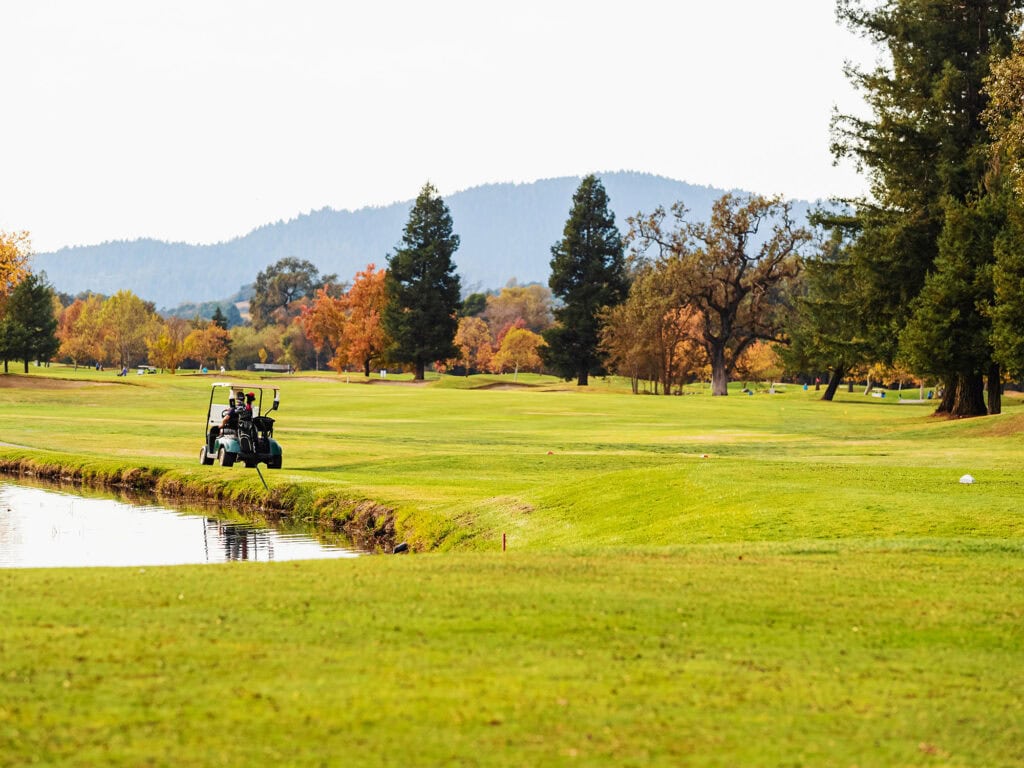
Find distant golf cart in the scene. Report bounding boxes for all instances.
[200,383,283,469]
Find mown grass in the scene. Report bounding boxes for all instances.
[1,367,1023,766]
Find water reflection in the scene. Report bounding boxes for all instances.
[0,481,362,568]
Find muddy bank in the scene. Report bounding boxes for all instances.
[0,454,401,554]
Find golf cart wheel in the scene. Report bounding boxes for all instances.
[217,446,236,467]
[199,446,215,466]
[267,458,282,469]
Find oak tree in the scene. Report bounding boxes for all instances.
[251,257,337,329]
[629,194,810,396]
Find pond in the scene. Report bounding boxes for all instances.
[0,480,363,568]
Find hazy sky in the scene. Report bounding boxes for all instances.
[2,1,877,253]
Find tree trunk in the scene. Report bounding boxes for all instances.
[948,373,986,418]
[363,358,371,377]
[661,370,673,394]
[414,360,425,381]
[934,379,955,414]
[577,370,588,386]
[821,363,846,402]
[987,362,1001,415]
[709,345,728,396]
[23,359,29,373]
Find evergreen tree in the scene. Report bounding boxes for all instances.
[211,305,228,330]
[900,193,1006,415]
[781,222,871,401]
[542,175,627,385]
[985,35,1024,393]
[830,0,1023,417]
[382,183,462,380]
[990,197,1024,378]
[459,292,488,317]
[0,272,59,373]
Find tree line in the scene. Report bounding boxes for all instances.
[6,1,1024,419]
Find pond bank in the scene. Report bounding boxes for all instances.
[0,452,402,553]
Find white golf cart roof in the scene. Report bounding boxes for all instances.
[211,382,280,392]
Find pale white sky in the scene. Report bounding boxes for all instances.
[1,1,877,253]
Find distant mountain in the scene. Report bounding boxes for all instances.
[32,172,815,309]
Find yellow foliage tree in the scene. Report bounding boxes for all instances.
[97,290,161,368]
[185,325,232,370]
[147,317,191,374]
[734,340,783,388]
[490,327,545,381]
[57,296,103,369]
[0,230,32,298]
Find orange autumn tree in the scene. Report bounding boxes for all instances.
[453,316,494,375]
[57,296,102,369]
[184,324,231,370]
[301,286,346,371]
[343,264,389,376]
[302,264,390,376]
[734,340,783,388]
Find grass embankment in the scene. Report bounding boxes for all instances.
[1,368,1022,766]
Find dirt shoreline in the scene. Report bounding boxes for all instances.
[0,455,400,553]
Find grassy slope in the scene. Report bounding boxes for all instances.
[1,368,1023,766]
[3,369,1022,550]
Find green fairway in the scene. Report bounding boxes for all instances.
[1,368,1022,766]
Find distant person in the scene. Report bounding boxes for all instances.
[220,392,246,433]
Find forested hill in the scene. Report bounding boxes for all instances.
[32,172,814,308]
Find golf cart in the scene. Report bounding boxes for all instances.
[200,383,283,469]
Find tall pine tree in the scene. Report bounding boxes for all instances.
[382,183,462,381]
[542,175,628,386]
[830,0,1023,417]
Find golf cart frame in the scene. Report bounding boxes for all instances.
[200,383,283,469]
